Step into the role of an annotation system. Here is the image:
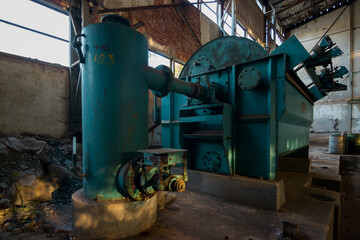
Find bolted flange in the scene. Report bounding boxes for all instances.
[238,67,262,90]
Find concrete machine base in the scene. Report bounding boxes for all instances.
[174,169,286,211]
[72,189,158,239]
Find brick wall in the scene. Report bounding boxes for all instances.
[47,0,212,61]
[121,0,201,62]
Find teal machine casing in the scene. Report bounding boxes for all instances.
[74,15,191,201]
[80,16,149,200]
[75,14,347,199]
[162,36,347,180]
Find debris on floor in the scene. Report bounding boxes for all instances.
[0,134,359,240]
[0,134,82,239]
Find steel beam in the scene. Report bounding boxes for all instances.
[98,1,217,14]
[174,5,202,47]
[0,19,68,43]
[284,1,352,32]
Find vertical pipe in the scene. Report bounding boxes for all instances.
[73,136,77,154]
[216,0,221,28]
[231,0,236,36]
[348,4,354,133]
[153,95,158,124]
[81,0,91,28]
[217,0,224,36]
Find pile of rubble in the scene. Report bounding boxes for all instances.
[0,134,82,238]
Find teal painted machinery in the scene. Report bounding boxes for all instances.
[161,35,348,180]
[73,14,348,203]
[72,15,195,201]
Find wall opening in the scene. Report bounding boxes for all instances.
[0,0,69,66]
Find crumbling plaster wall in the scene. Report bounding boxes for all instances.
[0,52,69,138]
[290,1,360,133]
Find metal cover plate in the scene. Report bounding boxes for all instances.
[179,36,268,78]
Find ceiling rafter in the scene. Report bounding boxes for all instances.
[276,0,306,15]
[268,0,354,34]
[283,0,353,31]
[279,0,324,22]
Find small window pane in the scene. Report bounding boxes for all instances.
[0,0,68,40]
[0,0,69,66]
[223,23,232,36]
[276,33,283,46]
[174,62,184,78]
[236,23,245,37]
[148,51,170,68]
[223,13,233,35]
[201,2,217,24]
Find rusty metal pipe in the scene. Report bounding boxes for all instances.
[171,78,206,99]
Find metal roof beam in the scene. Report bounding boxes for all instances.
[279,1,320,22]
[284,0,353,32]
[276,0,306,15]
[98,1,216,14]
[271,0,285,7]
[310,0,317,16]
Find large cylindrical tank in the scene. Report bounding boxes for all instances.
[329,133,346,154]
[81,15,149,200]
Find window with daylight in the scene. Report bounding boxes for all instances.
[201,1,217,24]
[174,62,184,78]
[148,51,171,68]
[223,12,233,35]
[276,33,283,46]
[270,28,275,40]
[236,23,246,37]
[0,0,69,66]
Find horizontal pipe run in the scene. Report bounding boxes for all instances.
[143,66,170,95]
[143,65,208,100]
[171,78,206,100]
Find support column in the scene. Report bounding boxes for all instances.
[348,3,354,133]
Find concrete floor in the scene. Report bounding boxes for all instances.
[310,135,360,240]
[2,135,359,240]
[127,136,344,240]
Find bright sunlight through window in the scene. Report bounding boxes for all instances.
[0,0,69,66]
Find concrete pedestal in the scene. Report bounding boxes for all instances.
[72,189,157,239]
[176,169,285,211]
